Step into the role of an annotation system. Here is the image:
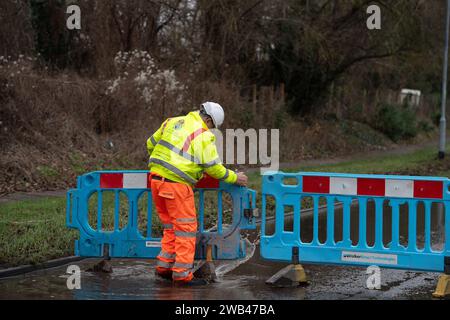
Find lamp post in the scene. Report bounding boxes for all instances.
[439,0,450,159]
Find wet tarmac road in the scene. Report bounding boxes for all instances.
[0,241,446,300]
[0,202,448,300]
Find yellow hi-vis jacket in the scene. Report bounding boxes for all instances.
[147,111,237,185]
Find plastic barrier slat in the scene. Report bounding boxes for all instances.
[391,201,400,250]
[312,196,319,245]
[298,197,304,243]
[326,197,335,246]
[97,191,102,231]
[114,190,119,232]
[261,195,267,237]
[199,190,204,232]
[147,191,152,238]
[358,198,367,249]
[342,198,351,247]
[446,202,450,252]
[293,201,300,242]
[218,191,223,234]
[408,201,417,252]
[374,199,384,250]
[425,201,431,253]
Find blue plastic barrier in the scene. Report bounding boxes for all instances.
[261,172,450,272]
[66,171,256,260]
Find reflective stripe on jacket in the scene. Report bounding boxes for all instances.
[147,111,237,185]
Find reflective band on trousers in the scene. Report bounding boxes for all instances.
[174,230,197,238]
[158,251,176,260]
[149,158,197,184]
[176,218,197,223]
[156,260,174,268]
[173,270,191,279]
[163,223,173,229]
[174,262,193,269]
[150,135,157,146]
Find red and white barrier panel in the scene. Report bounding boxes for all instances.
[302,176,444,199]
[99,172,220,189]
[100,173,151,189]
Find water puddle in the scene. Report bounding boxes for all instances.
[215,238,257,278]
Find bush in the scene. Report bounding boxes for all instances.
[418,119,435,133]
[374,103,418,142]
[273,108,289,128]
[432,112,442,126]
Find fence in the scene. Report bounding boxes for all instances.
[260,172,450,273]
[66,171,256,260]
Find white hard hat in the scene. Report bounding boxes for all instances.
[201,102,225,128]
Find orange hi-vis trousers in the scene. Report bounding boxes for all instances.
[150,174,197,282]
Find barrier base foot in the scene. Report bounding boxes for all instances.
[86,259,113,273]
[265,264,308,287]
[432,274,450,298]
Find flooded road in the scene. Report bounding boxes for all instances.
[0,202,448,300]
[0,243,445,300]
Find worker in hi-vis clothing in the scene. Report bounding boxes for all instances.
[146,102,248,285]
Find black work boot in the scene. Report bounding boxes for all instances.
[155,270,173,281]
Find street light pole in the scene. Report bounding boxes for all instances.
[439,0,450,159]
